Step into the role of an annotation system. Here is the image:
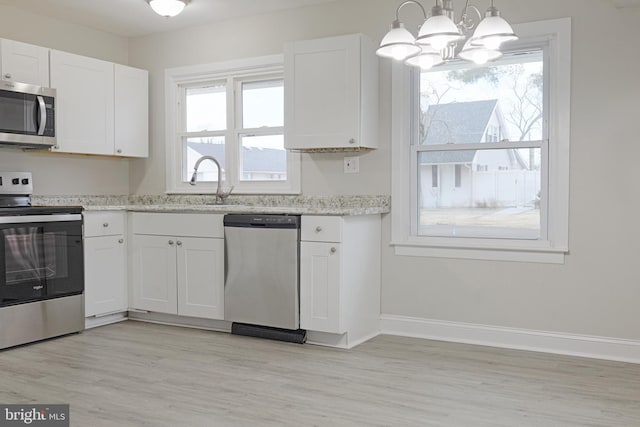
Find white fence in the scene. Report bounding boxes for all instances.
[422,169,540,208]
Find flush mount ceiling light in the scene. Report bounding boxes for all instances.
[377,0,517,70]
[146,0,190,17]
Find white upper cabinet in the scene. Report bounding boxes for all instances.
[0,39,49,87]
[284,34,378,151]
[50,50,115,155]
[50,50,149,158]
[115,64,148,158]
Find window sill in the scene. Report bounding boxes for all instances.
[390,240,567,264]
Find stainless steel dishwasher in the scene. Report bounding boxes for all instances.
[224,214,305,342]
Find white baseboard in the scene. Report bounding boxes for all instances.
[85,312,128,329]
[381,315,640,364]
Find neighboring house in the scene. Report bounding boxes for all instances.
[187,142,286,181]
[420,99,538,209]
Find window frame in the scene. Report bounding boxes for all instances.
[391,18,571,264]
[165,55,300,195]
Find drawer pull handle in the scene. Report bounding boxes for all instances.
[103,223,109,228]
[168,240,175,245]
[176,241,182,246]
[315,226,322,232]
[348,138,356,144]
[118,238,124,244]
[330,247,337,254]
[3,73,11,79]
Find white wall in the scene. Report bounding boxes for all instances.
[0,4,131,195]
[130,0,640,343]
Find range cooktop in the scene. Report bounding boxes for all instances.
[0,171,82,215]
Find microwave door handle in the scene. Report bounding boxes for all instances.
[36,95,46,136]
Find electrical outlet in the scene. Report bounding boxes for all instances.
[344,156,359,174]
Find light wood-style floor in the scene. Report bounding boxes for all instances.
[1,321,639,426]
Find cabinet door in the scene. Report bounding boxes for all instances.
[176,237,224,320]
[84,235,127,317]
[50,50,114,155]
[115,64,148,158]
[300,242,343,333]
[284,35,360,150]
[131,234,177,314]
[0,39,49,87]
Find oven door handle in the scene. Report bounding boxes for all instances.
[0,214,82,224]
[37,95,47,136]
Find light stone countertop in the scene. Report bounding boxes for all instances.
[34,195,390,216]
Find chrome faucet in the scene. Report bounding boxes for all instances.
[189,155,234,204]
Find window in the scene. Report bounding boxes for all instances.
[391,19,571,263]
[485,125,500,142]
[165,55,300,194]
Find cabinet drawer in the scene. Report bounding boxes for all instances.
[84,212,125,237]
[301,216,342,242]
[132,213,224,238]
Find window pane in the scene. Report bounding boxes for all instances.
[184,137,225,182]
[240,134,286,181]
[242,80,283,128]
[186,84,226,132]
[420,51,544,158]
[418,149,541,239]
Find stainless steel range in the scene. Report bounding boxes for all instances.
[0,172,84,350]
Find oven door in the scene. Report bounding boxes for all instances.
[0,214,83,307]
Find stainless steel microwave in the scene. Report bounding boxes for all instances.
[0,80,55,148]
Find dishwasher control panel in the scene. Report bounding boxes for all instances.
[223,214,300,229]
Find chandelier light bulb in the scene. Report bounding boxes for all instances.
[470,6,518,50]
[458,40,503,64]
[376,21,422,61]
[391,45,413,61]
[405,50,445,70]
[480,36,502,51]
[416,14,463,50]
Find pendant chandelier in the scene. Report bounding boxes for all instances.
[377,0,518,69]
[146,0,190,18]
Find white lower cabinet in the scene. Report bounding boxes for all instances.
[83,212,127,317]
[300,241,343,333]
[300,215,381,347]
[130,213,224,320]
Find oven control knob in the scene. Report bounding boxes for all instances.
[11,178,19,185]
[21,178,29,185]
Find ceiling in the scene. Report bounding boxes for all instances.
[0,0,637,39]
[0,0,339,38]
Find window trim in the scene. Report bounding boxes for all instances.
[391,18,571,264]
[165,54,300,195]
